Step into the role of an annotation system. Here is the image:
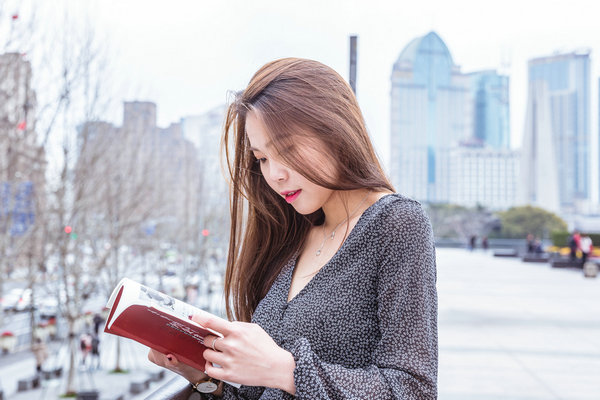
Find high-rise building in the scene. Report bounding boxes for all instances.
[597,77,600,207]
[0,53,43,238]
[390,32,513,208]
[76,102,204,243]
[448,144,519,209]
[123,101,157,134]
[0,53,40,182]
[390,31,470,202]
[519,82,560,213]
[180,106,229,242]
[467,70,510,149]
[526,51,591,212]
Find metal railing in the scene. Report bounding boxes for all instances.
[434,237,545,251]
[144,375,195,400]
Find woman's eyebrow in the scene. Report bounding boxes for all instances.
[248,140,273,152]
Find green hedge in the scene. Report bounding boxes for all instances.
[551,231,570,247]
[551,231,600,247]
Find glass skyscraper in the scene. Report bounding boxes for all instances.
[390,32,511,205]
[528,51,591,210]
[390,31,469,202]
[468,71,510,149]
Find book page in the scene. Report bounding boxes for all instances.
[106,277,218,335]
[137,283,201,321]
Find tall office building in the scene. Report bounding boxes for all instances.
[0,53,43,237]
[180,105,229,239]
[76,102,203,241]
[390,31,470,202]
[180,106,228,212]
[597,77,600,207]
[448,144,519,209]
[519,82,560,213]
[0,53,40,182]
[467,70,510,149]
[525,51,591,212]
[390,32,513,208]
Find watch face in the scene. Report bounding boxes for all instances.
[197,381,219,393]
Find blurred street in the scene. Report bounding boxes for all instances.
[0,332,178,399]
[0,247,599,399]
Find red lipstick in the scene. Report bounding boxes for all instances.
[282,189,301,203]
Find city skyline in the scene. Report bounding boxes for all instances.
[4,0,600,206]
[15,2,598,134]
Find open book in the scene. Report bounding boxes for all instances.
[104,277,222,372]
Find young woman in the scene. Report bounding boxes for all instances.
[148,58,438,399]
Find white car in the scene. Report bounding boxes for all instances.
[37,297,59,318]
[0,288,32,312]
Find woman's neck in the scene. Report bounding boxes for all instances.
[320,189,373,231]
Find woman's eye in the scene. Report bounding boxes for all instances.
[255,157,267,164]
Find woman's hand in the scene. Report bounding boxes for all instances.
[147,348,207,384]
[194,311,297,395]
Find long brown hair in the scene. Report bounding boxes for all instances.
[223,58,393,322]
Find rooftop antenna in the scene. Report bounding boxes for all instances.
[500,47,512,76]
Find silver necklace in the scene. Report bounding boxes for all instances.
[315,191,371,256]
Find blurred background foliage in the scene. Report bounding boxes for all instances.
[425,203,580,246]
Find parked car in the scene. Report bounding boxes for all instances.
[0,288,33,312]
[37,297,59,319]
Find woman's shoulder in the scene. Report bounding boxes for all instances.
[357,193,432,242]
[365,193,429,224]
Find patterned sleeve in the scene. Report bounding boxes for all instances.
[201,384,265,400]
[289,200,438,399]
[203,384,265,400]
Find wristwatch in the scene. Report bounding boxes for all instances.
[192,377,221,393]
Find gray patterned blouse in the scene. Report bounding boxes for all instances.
[215,193,438,399]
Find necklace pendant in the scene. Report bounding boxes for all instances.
[316,249,321,256]
[330,231,335,240]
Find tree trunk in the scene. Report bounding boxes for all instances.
[65,325,77,395]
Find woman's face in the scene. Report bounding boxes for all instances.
[245,110,335,215]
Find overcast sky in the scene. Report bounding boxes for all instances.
[12,0,600,172]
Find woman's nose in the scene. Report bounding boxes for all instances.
[269,160,288,182]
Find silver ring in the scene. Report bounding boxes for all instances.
[211,336,223,352]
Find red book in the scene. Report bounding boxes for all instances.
[104,278,220,371]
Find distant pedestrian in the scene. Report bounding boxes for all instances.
[31,337,48,373]
[526,233,535,253]
[469,235,477,251]
[533,238,543,254]
[80,333,92,366]
[91,335,101,369]
[93,313,104,335]
[580,235,593,265]
[569,231,581,261]
[482,236,489,251]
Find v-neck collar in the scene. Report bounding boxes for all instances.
[284,193,393,304]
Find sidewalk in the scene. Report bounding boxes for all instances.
[438,248,600,400]
[0,334,175,399]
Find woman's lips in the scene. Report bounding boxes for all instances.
[284,189,301,203]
